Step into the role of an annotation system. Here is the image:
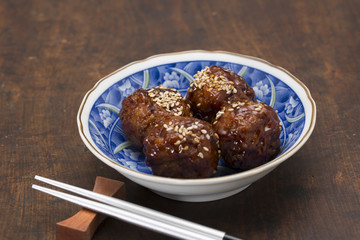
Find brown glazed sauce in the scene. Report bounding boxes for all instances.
[186,65,256,122]
[212,100,281,170]
[143,116,220,178]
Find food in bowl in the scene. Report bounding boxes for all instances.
[143,116,220,178]
[78,50,316,201]
[212,100,281,170]
[186,65,256,122]
[119,65,281,178]
[119,86,192,149]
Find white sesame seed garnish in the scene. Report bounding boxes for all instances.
[201,129,207,134]
[147,87,186,115]
[203,147,209,151]
[190,66,236,93]
[198,152,204,158]
[206,134,210,140]
[174,140,181,145]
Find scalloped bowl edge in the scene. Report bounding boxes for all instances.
[77,50,316,202]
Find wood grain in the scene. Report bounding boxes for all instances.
[0,0,359,239]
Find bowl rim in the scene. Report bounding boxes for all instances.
[77,50,316,186]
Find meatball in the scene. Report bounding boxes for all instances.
[186,65,256,122]
[119,86,192,149]
[212,100,281,170]
[143,116,220,178]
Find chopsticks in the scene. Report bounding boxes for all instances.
[33,176,243,240]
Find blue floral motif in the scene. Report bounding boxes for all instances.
[162,71,180,89]
[285,96,300,115]
[253,80,270,100]
[99,109,116,128]
[88,60,307,177]
[118,79,135,98]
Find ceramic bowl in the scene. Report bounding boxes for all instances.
[77,50,316,202]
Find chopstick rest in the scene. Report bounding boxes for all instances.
[56,177,126,240]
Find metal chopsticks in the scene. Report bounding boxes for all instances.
[33,175,243,240]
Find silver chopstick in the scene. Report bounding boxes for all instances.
[33,176,243,240]
[34,175,223,239]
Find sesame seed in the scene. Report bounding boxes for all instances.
[191,66,236,93]
[174,140,181,145]
[147,87,185,115]
[203,147,209,151]
[201,129,207,134]
[198,152,204,158]
[206,134,210,140]
[184,146,189,150]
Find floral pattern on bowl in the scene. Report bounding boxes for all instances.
[88,61,305,177]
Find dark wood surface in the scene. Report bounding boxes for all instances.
[1,0,359,239]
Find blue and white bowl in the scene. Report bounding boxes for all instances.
[77,51,316,202]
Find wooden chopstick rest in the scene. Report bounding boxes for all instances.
[56,177,126,240]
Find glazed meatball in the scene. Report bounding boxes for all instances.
[119,86,192,149]
[186,65,256,122]
[143,116,220,178]
[213,100,281,170]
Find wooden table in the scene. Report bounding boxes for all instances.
[1,0,359,239]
